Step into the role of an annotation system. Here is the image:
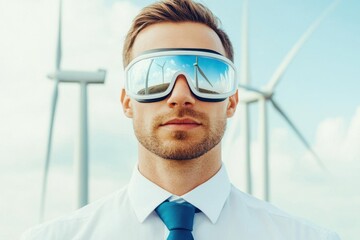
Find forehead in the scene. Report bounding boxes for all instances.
[131,22,226,60]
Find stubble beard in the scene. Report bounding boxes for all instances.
[134,108,226,160]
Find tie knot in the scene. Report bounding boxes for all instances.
[155,201,197,231]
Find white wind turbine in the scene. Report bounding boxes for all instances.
[40,0,106,221]
[238,0,340,201]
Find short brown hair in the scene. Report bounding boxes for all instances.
[122,0,234,67]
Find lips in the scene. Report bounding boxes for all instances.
[160,118,201,130]
[162,118,200,125]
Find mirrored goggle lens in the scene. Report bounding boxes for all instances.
[125,54,236,100]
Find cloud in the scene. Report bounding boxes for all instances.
[275,107,360,239]
[223,105,360,239]
[315,107,360,167]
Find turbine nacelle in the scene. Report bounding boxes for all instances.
[47,69,106,84]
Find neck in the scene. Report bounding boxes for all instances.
[137,143,222,196]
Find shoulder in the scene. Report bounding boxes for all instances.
[21,185,130,240]
[226,185,340,240]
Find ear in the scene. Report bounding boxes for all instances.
[120,88,133,118]
[226,90,238,118]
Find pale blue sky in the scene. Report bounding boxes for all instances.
[0,0,359,239]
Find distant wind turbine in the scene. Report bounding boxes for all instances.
[238,0,339,201]
[40,0,106,222]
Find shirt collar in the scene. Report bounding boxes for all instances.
[128,166,172,223]
[182,166,230,224]
[127,165,231,224]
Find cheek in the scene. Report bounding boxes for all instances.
[132,106,154,128]
[132,112,148,137]
[132,109,144,125]
[131,102,144,118]
[211,103,228,116]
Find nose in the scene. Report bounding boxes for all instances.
[166,74,196,108]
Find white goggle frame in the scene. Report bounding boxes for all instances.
[124,48,238,102]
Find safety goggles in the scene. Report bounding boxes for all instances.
[124,48,237,102]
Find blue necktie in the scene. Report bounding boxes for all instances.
[155,201,198,240]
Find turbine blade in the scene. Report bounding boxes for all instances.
[197,66,213,87]
[270,98,327,171]
[56,0,63,70]
[265,0,340,92]
[40,80,60,222]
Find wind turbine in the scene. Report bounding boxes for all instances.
[40,0,106,222]
[238,0,340,201]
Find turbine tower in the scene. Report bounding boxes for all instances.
[239,0,252,195]
[239,0,340,201]
[40,0,106,221]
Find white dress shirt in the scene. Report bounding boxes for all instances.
[22,165,341,240]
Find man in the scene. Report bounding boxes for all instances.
[22,0,340,239]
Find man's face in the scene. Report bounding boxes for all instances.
[121,22,238,160]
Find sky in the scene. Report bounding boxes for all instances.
[0,0,359,239]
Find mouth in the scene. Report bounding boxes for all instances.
[160,118,202,130]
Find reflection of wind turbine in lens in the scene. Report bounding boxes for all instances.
[193,56,213,91]
[145,59,154,94]
[155,61,166,84]
[237,0,339,201]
